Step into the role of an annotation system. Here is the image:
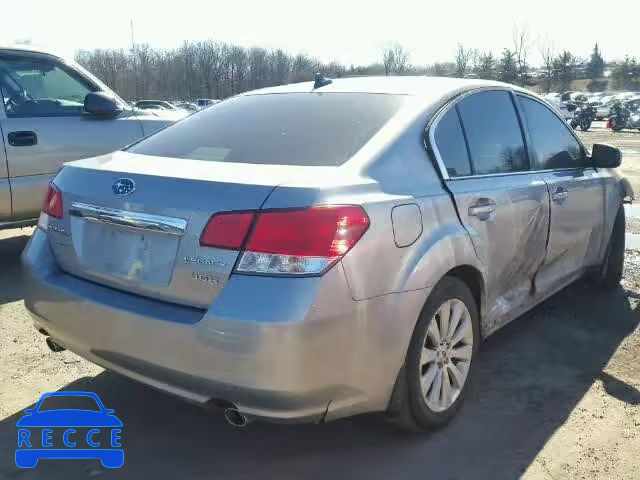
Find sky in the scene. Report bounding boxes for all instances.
[2,0,639,67]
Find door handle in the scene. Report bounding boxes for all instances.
[468,198,496,217]
[551,187,568,203]
[8,131,37,147]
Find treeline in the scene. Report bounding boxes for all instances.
[76,41,354,101]
[436,42,639,92]
[75,38,640,101]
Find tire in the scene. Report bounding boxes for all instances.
[591,206,625,288]
[386,276,480,431]
[581,119,592,131]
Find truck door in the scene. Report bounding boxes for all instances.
[0,52,143,222]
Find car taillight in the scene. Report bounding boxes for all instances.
[42,182,63,219]
[200,212,255,249]
[200,206,369,275]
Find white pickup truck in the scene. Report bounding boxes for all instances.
[0,45,185,229]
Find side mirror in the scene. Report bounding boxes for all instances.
[84,92,123,117]
[592,143,621,168]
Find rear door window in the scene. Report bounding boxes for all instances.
[457,90,528,175]
[433,107,472,177]
[128,93,408,166]
[518,96,584,170]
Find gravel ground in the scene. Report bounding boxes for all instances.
[1,223,640,479]
[0,125,639,479]
[626,217,640,235]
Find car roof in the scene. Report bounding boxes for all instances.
[240,75,528,98]
[0,43,69,60]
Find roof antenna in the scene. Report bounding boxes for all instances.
[313,73,332,89]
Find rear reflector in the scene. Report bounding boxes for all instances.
[200,212,255,249]
[42,182,63,219]
[200,206,370,275]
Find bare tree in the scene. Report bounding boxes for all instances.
[539,34,556,93]
[228,45,248,94]
[381,42,409,75]
[194,41,224,98]
[392,43,410,74]
[382,45,395,76]
[454,44,471,77]
[468,48,481,75]
[248,47,269,89]
[270,49,291,85]
[512,22,531,86]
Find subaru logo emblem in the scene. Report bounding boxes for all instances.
[112,178,135,196]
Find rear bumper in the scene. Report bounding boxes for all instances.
[22,229,430,423]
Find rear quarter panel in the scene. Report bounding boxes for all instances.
[262,114,483,302]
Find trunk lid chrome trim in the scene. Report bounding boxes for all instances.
[70,202,187,236]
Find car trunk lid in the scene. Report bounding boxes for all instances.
[44,151,317,309]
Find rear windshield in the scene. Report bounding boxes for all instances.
[128,93,407,166]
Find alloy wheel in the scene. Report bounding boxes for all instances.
[419,298,473,412]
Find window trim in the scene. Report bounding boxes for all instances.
[0,53,99,119]
[514,92,590,171]
[427,87,532,181]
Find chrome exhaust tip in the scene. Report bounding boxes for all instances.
[45,337,65,353]
[223,408,249,427]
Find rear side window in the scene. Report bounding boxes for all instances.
[457,91,528,175]
[433,107,472,177]
[518,96,584,170]
[128,93,407,166]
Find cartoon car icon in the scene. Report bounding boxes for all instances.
[15,391,123,468]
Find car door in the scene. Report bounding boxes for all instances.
[429,89,550,334]
[517,94,606,294]
[0,52,144,221]
[0,110,9,223]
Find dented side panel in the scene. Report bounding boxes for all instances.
[445,173,550,335]
[535,167,607,296]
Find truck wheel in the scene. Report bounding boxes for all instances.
[591,207,625,289]
[386,276,479,431]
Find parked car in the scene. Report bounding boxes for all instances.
[23,77,628,431]
[196,98,219,108]
[547,99,574,120]
[175,102,199,113]
[136,103,167,110]
[0,45,184,230]
[134,100,177,110]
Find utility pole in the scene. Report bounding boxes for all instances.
[130,19,139,99]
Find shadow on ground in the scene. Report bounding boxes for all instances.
[0,280,638,479]
[0,232,30,305]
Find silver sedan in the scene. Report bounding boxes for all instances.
[22,76,626,430]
